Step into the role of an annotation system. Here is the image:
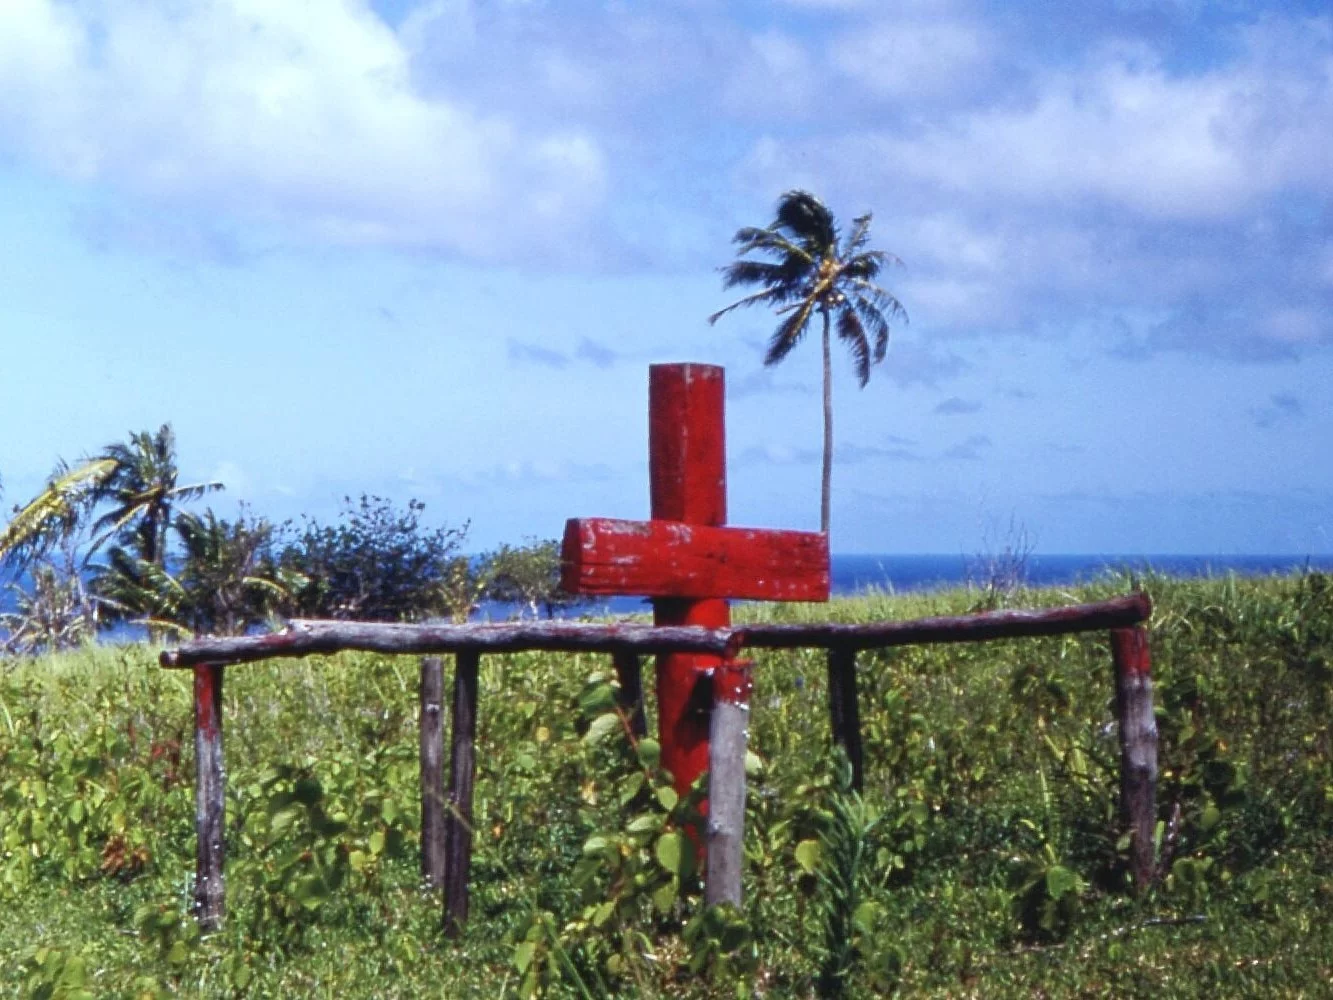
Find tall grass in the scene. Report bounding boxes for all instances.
[1,571,1330,997]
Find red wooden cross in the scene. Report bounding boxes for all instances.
[561,363,830,797]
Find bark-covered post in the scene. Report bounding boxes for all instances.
[826,647,864,791]
[706,660,752,908]
[443,650,480,937]
[193,663,226,930]
[612,651,647,738]
[1111,626,1158,892]
[420,656,446,889]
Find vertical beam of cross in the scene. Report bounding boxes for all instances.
[649,364,729,796]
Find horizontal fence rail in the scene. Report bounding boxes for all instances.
[164,592,1156,932]
[160,619,740,667]
[161,594,1150,669]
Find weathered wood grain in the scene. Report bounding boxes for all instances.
[736,593,1152,650]
[1111,626,1158,892]
[193,663,226,931]
[561,517,829,601]
[161,619,738,668]
[443,651,480,937]
[419,656,446,889]
[706,660,752,908]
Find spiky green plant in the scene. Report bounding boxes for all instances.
[813,765,885,998]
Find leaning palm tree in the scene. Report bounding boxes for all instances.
[709,190,906,535]
[90,425,222,570]
[0,458,119,571]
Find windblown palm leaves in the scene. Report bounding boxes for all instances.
[0,458,118,570]
[709,190,906,534]
[91,425,223,568]
[709,191,905,388]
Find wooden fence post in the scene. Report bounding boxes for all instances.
[420,656,446,889]
[443,650,480,937]
[193,663,226,930]
[706,660,752,908]
[612,651,647,738]
[826,648,864,791]
[1111,626,1158,892]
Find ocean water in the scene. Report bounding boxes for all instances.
[534,553,1333,619]
[3,554,1331,630]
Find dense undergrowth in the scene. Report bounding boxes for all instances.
[1,572,1331,998]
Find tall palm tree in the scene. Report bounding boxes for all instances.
[709,190,906,535]
[90,424,222,570]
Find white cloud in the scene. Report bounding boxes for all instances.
[847,26,1333,221]
[829,14,993,103]
[0,0,606,260]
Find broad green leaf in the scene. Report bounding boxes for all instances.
[652,880,677,914]
[513,941,536,974]
[636,738,662,769]
[582,835,613,857]
[794,838,822,874]
[656,831,685,874]
[585,712,622,744]
[745,750,765,777]
[1045,865,1082,900]
[627,814,662,835]
[655,786,678,812]
[852,900,882,933]
[579,683,616,714]
[591,899,616,927]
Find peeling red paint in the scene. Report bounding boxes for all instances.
[1111,626,1152,677]
[194,664,222,740]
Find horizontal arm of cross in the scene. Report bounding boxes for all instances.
[561,517,830,602]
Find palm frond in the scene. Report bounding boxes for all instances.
[169,481,224,503]
[843,250,903,283]
[835,307,872,387]
[764,297,818,367]
[708,286,793,325]
[851,293,893,364]
[847,278,908,324]
[0,458,118,568]
[719,259,807,294]
[843,212,874,257]
[774,190,837,251]
[731,226,814,264]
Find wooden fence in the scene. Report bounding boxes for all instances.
[161,593,1155,932]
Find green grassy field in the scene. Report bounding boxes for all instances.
[2,572,1331,998]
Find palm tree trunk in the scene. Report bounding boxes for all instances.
[821,309,833,536]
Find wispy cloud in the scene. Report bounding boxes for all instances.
[507,336,621,370]
[935,396,982,415]
[1251,393,1305,429]
[507,339,569,370]
[944,434,993,461]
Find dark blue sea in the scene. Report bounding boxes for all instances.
[3,555,1331,634]
[563,553,1333,618]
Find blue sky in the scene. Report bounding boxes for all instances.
[1,0,1330,555]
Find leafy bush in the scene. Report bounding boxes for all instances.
[280,495,470,622]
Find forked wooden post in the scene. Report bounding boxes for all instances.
[443,650,480,936]
[826,648,864,791]
[706,659,753,907]
[419,656,446,888]
[612,651,647,739]
[193,663,226,930]
[1111,626,1158,892]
